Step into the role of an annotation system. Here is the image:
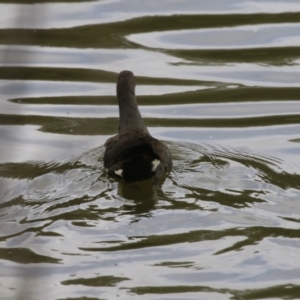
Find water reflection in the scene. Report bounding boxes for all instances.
[1,138,300,299]
[127,24,300,49]
[1,0,300,29]
[1,140,299,219]
[1,0,300,299]
[1,46,300,86]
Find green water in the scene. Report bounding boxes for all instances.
[1,1,300,299]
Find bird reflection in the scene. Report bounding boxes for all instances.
[116,175,168,222]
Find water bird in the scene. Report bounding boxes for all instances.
[104,70,172,181]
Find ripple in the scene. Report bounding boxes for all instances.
[1,2,300,299]
[1,140,300,299]
[127,23,300,50]
[2,0,300,29]
[2,46,300,87]
[0,79,204,100]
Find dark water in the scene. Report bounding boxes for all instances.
[1,1,300,299]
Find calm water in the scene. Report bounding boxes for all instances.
[1,1,300,299]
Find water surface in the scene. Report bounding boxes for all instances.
[1,1,300,299]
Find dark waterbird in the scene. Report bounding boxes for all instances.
[104,70,172,181]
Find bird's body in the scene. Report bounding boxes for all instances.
[104,70,172,181]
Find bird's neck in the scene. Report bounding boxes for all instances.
[118,92,148,134]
